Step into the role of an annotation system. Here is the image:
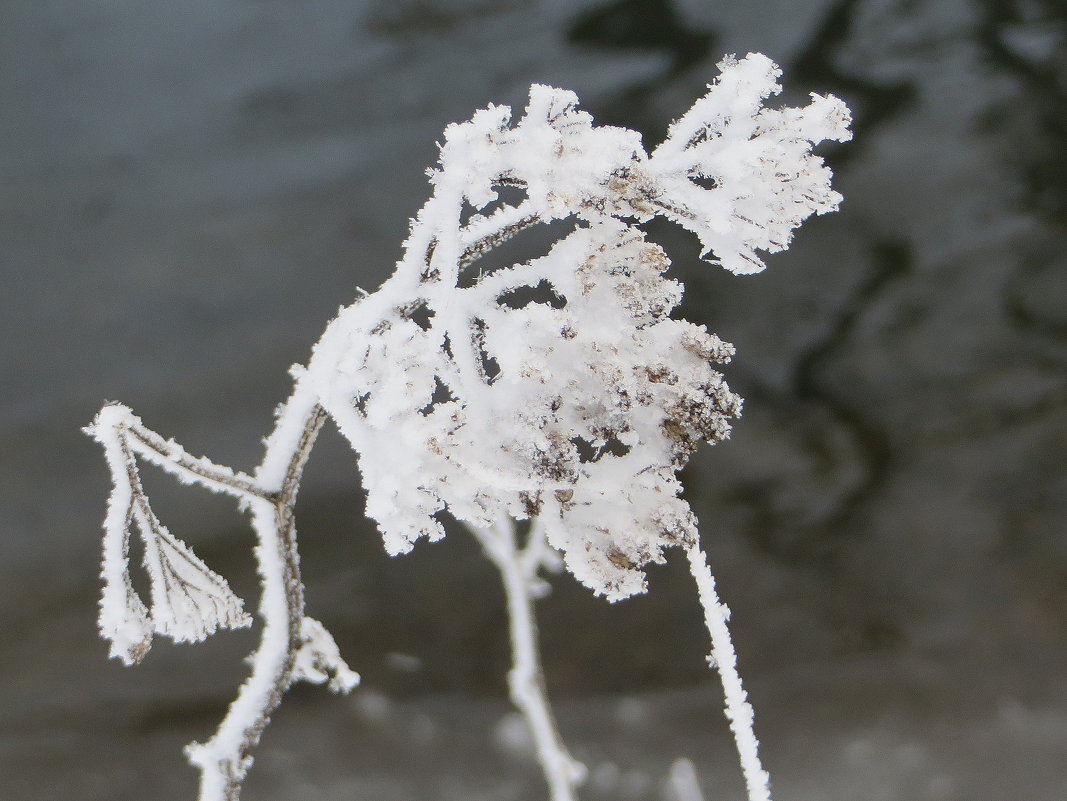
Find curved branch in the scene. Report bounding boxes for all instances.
[186,404,328,801]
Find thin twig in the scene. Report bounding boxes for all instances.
[459,212,540,270]
[123,419,269,501]
[186,403,327,801]
[685,543,771,801]
[468,517,586,801]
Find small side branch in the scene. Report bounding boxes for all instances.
[685,543,771,801]
[89,403,270,502]
[468,517,586,801]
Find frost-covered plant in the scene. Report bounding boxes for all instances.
[86,54,850,801]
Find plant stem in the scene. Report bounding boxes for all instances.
[685,542,771,801]
[468,517,586,801]
[186,401,326,801]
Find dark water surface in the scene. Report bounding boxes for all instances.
[2,1,1065,799]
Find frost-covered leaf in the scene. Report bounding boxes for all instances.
[87,404,252,662]
[138,506,252,643]
[648,53,852,274]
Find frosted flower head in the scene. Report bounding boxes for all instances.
[305,54,849,600]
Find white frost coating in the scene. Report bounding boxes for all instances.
[255,381,321,491]
[92,417,153,664]
[94,403,262,498]
[686,544,771,801]
[87,53,849,801]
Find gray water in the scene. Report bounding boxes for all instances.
[2,1,1065,799]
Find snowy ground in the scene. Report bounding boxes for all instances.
[2,1,1065,799]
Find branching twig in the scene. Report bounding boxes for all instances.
[468,517,586,801]
[186,404,342,801]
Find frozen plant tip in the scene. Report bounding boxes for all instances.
[86,53,850,801]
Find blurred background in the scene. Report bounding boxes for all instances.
[2,1,1065,799]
